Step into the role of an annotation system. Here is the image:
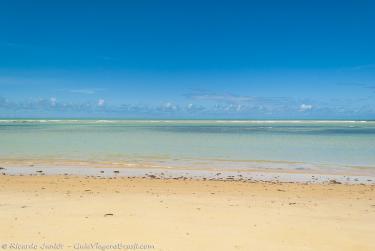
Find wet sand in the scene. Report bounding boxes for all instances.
[0,175,374,251]
[2,165,375,185]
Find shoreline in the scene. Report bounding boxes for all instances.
[1,165,375,185]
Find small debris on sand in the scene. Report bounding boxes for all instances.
[329,180,342,184]
[104,213,114,217]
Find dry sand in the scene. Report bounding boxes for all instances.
[0,175,374,251]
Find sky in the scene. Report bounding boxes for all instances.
[0,0,375,119]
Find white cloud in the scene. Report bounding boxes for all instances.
[163,102,177,111]
[50,97,57,106]
[97,99,105,107]
[185,91,293,112]
[299,104,313,112]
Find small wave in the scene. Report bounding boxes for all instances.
[93,120,116,123]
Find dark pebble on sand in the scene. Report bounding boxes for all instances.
[329,180,342,184]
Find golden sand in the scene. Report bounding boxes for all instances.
[0,175,374,251]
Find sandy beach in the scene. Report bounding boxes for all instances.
[1,175,374,251]
[2,0,375,249]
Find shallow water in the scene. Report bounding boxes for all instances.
[1,120,375,173]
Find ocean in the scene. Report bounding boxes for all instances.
[1,119,375,175]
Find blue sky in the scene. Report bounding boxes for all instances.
[0,0,374,118]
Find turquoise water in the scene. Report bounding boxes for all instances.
[1,120,375,172]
